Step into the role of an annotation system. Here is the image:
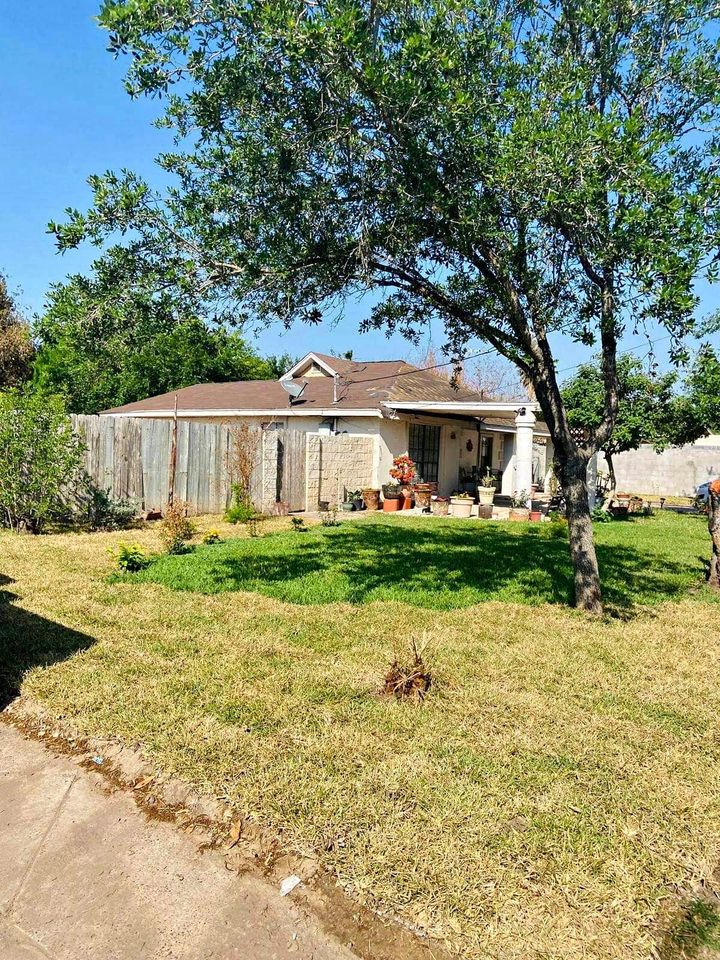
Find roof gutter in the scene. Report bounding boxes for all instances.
[101,408,385,419]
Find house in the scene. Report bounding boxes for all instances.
[102,352,552,508]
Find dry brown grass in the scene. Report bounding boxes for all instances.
[2,517,720,959]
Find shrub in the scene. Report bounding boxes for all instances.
[320,507,339,527]
[158,501,196,554]
[113,542,151,573]
[202,529,222,544]
[76,481,138,531]
[224,481,256,524]
[291,517,307,533]
[591,506,613,523]
[0,388,85,533]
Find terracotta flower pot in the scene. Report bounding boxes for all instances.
[529,510,542,522]
[431,498,449,516]
[414,489,432,509]
[401,495,414,510]
[362,488,380,511]
[509,508,530,521]
[450,497,473,518]
[383,497,401,512]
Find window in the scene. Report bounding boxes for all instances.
[409,423,441,482]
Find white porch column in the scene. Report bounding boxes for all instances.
[514,408,536,502]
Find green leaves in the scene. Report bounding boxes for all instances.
[33,247,276,413]
[49,0,720,458]
[0,389,85,533]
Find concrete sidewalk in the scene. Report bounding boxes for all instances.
[0,722,357,960]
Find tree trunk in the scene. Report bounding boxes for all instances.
[558,454,604,615]
[601,449,616,513]
[709,481,720,588]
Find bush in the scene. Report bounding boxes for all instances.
[0,388,85,533]
[158,501,196,554]
[202,530,222,544]
[76,481,138,531]
[113,542,151,573]
[224,482,256,524]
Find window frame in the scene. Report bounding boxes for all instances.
[408,422,441,483]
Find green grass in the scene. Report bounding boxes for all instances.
[131,511,716,610]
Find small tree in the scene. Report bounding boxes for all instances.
[226,424,261,518]
[0,274,34,389]
[562,357,678,504]
[0,389,85,533]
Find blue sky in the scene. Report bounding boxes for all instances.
[1,0,717,375]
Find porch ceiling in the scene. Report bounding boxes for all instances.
[384,400,550,435]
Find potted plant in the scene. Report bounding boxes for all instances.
[529,508,542,522]
[450,491,474,518]
[389,454,417,505]
[431,496,449,516]
[346,489,364,511]
[509,490,530,521]
[362,487,381,511]
[382,482,402,512]
[340,493,355,512]
[477,469,496,506]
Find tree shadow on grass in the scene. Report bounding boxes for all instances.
[145,520,699,611]
[0,574,94,710]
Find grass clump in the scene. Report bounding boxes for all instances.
[383,639,432,701]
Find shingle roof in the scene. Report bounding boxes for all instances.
[101,357,492,416]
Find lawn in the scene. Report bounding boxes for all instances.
[131,510,716,610]
[2,511,720,959]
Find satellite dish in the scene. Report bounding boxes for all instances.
[281,379,307,404]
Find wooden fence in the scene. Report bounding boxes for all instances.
[72,415,307,515]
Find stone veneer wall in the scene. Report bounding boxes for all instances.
[306,434,376,510]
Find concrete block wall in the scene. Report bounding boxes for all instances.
[306,434,376,509]
[597,443,720,497]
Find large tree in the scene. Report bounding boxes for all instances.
[562,355,679,502]
[52,1,720,612]
[34,249,276,413]
[0,274,34,388]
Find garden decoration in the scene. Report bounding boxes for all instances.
[413,477,433,510]
[362,487,381,511]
